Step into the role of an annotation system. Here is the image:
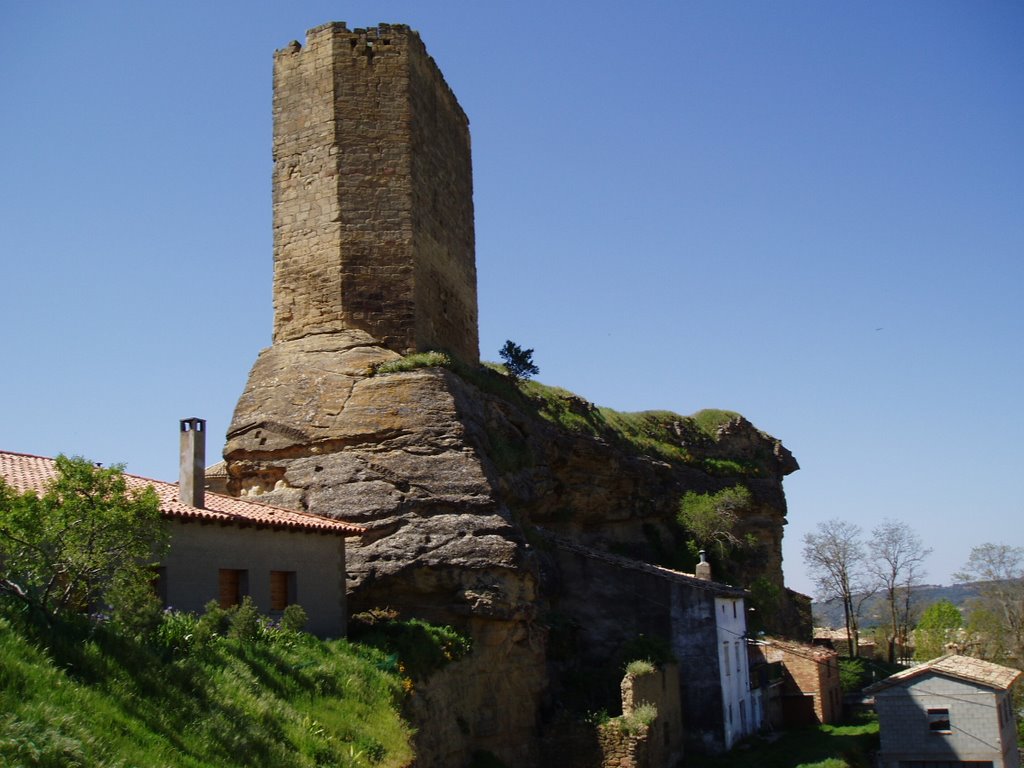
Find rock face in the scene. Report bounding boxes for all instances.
[223,336,800,766]
[228,23,803,766]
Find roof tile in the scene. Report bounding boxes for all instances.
[0,450,365,536]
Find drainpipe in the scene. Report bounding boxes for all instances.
[179,417,206,508]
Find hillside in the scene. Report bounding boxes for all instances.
[812,582,984,629]
[0,609,414,768]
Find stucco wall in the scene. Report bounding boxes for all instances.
[875,674,1019,768]
[162,519,347,637]
[714,597,757,749]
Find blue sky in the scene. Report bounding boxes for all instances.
[1,1,1021,596]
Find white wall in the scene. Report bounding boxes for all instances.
[715,596,756,749]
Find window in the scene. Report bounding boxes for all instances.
[270,570,296,611]
[724,642,731,675]
[733,601,737,619]
[735,641,741,673]
[219,569,247,608]
[927,708,951,733]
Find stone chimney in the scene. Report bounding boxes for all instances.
[179,417,206,508]
[695,549,712,581]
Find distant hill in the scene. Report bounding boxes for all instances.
[811,582,984,629]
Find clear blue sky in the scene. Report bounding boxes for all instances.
[2,1,1021,596]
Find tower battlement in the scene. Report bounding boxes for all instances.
[271,22,479,363]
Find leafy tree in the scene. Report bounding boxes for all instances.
[498,340,539,382]
[914,599,963,660]
[954,543,1024,664]
[869,519,931,662]
[677,484,752,560]
[0,455,168,623]
[803,519,872,657]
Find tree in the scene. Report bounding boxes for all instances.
[868,519,931,662]
[954,543,1024,664]
[499,340,539,382]
[677,485,752,560]
[0,455,168,622]
[803,519,872,657]
[914,599,963,660]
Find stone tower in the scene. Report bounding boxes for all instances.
[272,23,479,363]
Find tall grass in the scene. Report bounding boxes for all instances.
[0,608,413,768]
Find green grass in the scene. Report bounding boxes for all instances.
[686,715,879,768]
[0,609,413,768]
[371,351,453,375]
[368,354,763,477]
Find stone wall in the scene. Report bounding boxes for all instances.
[271,23,478,363]
[756,639,842,725]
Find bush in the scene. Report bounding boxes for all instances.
[839,657,868,692]
[371,351,452,375]
[281,604,307,633]
[349,615,472,680]
[625,659,655,677]
[228,596,261,642]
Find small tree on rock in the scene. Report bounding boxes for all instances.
[677,485,752,560]
[499,340,539,382]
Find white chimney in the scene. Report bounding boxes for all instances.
[179,417,206,508]
[695,549,712,581]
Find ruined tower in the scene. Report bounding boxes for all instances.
[272,23,479,363]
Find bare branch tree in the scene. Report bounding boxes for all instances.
[954,543,1024,664]
[869,520,931,663]
[803,519,872,657]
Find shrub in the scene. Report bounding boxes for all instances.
[228,596,261,642]
[349,615,472,680]
[281,604,308,633]
[372,351,452,375]
[625,659,656,677]
[839,657,868,692]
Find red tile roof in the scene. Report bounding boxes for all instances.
[0,450,365,536]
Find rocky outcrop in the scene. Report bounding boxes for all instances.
[223,337,799,766]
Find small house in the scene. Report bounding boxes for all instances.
[751,637,842,726]
[0,419,365,637]
[866,653,1021,768]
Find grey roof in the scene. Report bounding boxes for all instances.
[865,654,1022,694]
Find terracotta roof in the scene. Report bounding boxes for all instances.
[0,450,365,536]
[865,654,1022,694]
[760,637,838,660]
[205,460,228,478]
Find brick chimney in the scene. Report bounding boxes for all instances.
[179,417,206,508]
[696,549,712,581]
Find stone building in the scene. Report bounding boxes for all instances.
[546,536,759,754]
[270,22,478,364]
[866,654,1021,768]
[750,637,842,726]
[0,421,364,637]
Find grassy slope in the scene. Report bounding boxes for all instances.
[0,613,413,768]
[686,716,879,768]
